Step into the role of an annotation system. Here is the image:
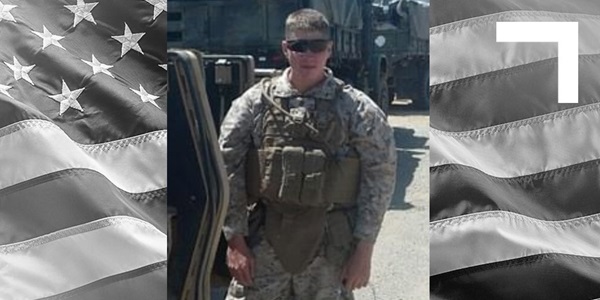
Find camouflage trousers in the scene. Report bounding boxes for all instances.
[226,238,354,300]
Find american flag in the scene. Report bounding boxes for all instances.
[429,0,600,299]
[0,0,167,299]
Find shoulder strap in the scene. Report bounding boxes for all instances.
[259,77,319,134]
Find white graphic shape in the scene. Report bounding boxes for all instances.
[112,23,145,57]
[0,83,13,99]
[82,54,114,78]
[32,26,66,50]
[497,22,579,104]
[65,0,99,27]
[144,0,167,20]
[0,1,17,23]
[5,57,35,85]
[131,85,160,108]
[49,80,85,115]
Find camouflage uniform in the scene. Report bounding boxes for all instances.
[219,68,396,300]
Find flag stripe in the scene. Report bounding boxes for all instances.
[0,168,166,245]
[430,211,600,275]
[0,0,167,297]
[0,119,167,193]
[0,98,50,129]
[431,54,600,131]
[430,11,600,86]
[430,0,600,297]
[430,103,600,176]
[431,254,600,300]
[40,261,167,300]
[431,160,600,221]
[430,0,600,27]
[0,216,166,299]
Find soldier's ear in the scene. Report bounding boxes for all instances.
[282,40,290,59]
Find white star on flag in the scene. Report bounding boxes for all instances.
[144,0,166,20]
[131,84,160,108]
[159,64,167,71]
[112,23,145,57]
[4,57,36,85]
[0,83,13,99]
[49,80,86,115]
[65,0,99,27]
[32,26,66,50]
[0,1,17,23]
[82,54,114,78]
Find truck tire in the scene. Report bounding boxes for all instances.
[378,77,390,115]
[414,67,429,110]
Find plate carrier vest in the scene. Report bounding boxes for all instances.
[245,77,361,273]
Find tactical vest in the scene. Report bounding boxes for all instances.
[246,77,360,274]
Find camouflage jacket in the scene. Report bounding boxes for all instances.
[218,68,396,242]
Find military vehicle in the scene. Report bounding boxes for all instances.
[168,0,398,114]
[168,48,260,299]
[167,49,232,300]
[373,0,430,109]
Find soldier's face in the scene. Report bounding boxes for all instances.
[282,30,332,74]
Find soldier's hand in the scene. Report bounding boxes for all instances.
[226,234,255,286]
[341,240,374,290]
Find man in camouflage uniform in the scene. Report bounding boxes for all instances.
[219,8,396,300]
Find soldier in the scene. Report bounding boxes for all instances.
[219,8,396,300]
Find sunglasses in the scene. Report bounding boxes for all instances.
[286,39,330,53]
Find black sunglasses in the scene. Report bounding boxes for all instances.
[286,39,330,53]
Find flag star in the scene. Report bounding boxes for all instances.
[4,57,36,85]
[131,85,160,108]
[159,64,167,71]
[144,0,166,20]
[65,0,98,27]
[0,1,17,23]
[112,23,145,57]
[82,54,114,78]
[49,80,85,115]
[32,26,65,50]
[0,84,13,99]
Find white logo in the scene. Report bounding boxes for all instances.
[375,35,386,48]
[496,22,579,104]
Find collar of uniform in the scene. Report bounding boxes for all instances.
[271,68,338,100]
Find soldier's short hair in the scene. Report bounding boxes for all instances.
[285,9,330,40]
